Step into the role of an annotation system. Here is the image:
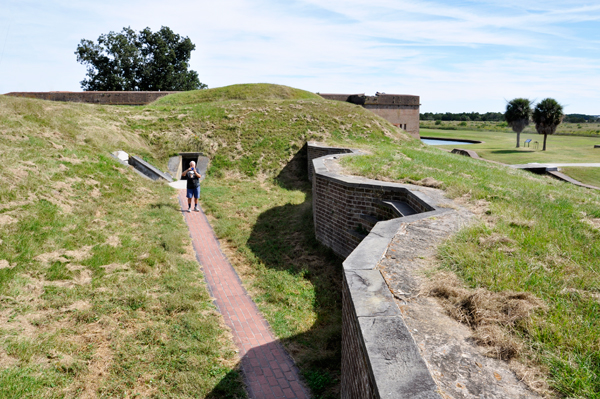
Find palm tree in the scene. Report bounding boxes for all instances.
[532,98,564,151]
[505,98,532,148]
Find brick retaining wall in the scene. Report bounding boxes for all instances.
[4,91,179,105]
[308,142,445,398]
[308,142,434,258]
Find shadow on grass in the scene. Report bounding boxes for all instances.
[207,145,343,398]
[490,149,536,154]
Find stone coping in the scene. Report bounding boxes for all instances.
[128,155,173,182]
[311,151,440,214]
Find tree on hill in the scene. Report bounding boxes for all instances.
[532,98,564,151]
[75,26,207,91]
[505,98,532,148]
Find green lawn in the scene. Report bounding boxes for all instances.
[560,167,600,188]
[420,120,600,137]
[420,128,600,165]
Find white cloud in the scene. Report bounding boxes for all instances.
[0,0,599,113]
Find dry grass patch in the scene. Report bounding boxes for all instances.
[425,271,547,366]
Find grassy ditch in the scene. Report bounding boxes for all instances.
[200,176,342,398]
[0,96,244,397]
[341,140,600,397]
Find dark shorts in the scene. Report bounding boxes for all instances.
[186,187,200,199]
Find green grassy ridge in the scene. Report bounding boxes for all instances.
[342,140,600,397]
[141,90,406,177]
[0,95,245,397]
[153,83,323,106]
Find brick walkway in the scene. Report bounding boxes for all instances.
[178,191,310,399]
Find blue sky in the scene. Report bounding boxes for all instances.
[1,0,599,113]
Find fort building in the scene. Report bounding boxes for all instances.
[319,93,421,139]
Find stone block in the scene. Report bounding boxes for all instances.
[346,270,400,318]
[358,316,440,398]
[128,155,173,182]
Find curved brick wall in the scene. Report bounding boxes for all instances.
[308,142,446,399]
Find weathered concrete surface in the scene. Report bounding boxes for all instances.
[377,197,541,399]
[342,215,441,399]
[128,156,173,182]
[167,156,182,179]
[110,150,129,166]
[359,316,440,399]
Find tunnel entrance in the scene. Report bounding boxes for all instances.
[180,152,200,172]
[167,152,209,181]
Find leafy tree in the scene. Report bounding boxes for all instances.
[505,98,532,148]
[75,26,206,91]
[532,98,564,151]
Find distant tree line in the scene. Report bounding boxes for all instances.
[563,114,600,123]
[421,112,599,124]
[420,112,505,122]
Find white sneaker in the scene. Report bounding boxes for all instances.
[194,206,200,212]
[187,207,191,213]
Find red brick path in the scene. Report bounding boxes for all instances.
[178,191,310,399]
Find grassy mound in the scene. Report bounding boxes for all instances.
[153,83,323,106]
[137,85,411,178]
[1,85,410,398]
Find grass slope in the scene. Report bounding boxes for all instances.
[153,83,322,106]
[0,96,244,398]
[1,84,406,398]
[560,167,600,188]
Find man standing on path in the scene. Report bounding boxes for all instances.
[182,161,201,212]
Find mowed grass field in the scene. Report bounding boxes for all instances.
[420,119,600,137]
[420,128,600,186]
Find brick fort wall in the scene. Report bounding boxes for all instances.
[319,93,421,139]
[4,91,179,105]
